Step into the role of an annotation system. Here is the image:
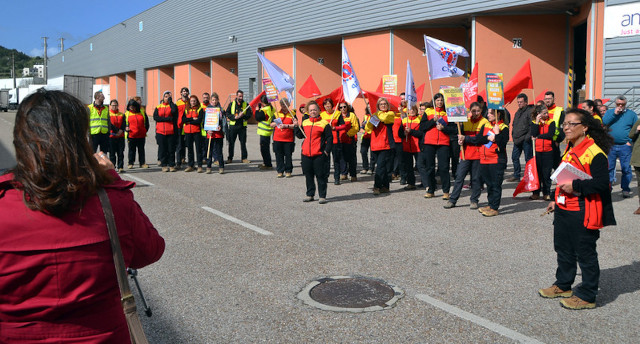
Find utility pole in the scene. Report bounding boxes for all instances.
[12,51,19,105]
[42,36,48,84]
[59,37,64,52]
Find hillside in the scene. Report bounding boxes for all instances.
[0,46,44,78]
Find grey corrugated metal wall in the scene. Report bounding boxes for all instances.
[603,0,640,100]
[48,0,559,94]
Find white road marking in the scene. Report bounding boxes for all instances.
[201,206,273,236]
[415,294,544,344]
[121,173,155,186]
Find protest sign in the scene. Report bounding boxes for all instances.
[203,107,221,131]
[486,73,505,109]
[262,78,279,102]
[382,75,398,95]
[442,87,467,123]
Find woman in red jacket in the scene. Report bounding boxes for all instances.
[125,99,150,169]
[0,89,165,343]
[365,98,396,195]
[204,92,225,174]
[398,104,422,190]
[530,105,556,201]
[182,95,205,173]
[272,98,297,178]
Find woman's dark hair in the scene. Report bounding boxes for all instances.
[533,104,547,116]
[127,99,141,113]
[469,101,482,110]
[12,89,114,216]
[582,99,601,117]
[432,93,446,111]
[323,98,334,107]
[566,108,613,154]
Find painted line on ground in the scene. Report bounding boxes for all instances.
[415,294,544,344]
[201,206,273,236]
[121,173,155,186]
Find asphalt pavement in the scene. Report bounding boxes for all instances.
[1,111,639,343]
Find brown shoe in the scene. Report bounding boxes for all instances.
[226,158,233,164]
[350,176,357,182]
[277,173,284,178]
[560,295,595,310]
[442,193,450,200]
[543,195,551,201]
[380,187,390,193]
[140,164,149,169]
[162,167,169,172]
[539,285,572,299]
[242,159,251,163]
[318,198,328,204]
[478,206,491,214]
[340,175,348,181]
[184,167,194,172]
[213,161,219,166]
[373,188,381,195]
[303,196,314,202]
[197,167,203,173]
[481,208,499,217]
[206,168,212,174]
[634,207,640,215]
[169,167,177,172]
[118,168,124,173]
[424,192,434,198]
[529,194,540,200]
[219,168,224,174]
[285,172,292,178]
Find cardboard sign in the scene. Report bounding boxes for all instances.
[203,107,221,131]
[485,73,504,110]
[262,78,278,102]
[441,87,467,123]
[382,75,398,95]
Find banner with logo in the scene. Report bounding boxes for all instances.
[441,87,467,122]
[262,78,279,102]
[485,73,504,110]
[382,75,397,95]
[203,107,221,131]
[604,2,640,38]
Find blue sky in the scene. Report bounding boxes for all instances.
[0,0,165,57]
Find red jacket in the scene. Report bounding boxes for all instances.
[126,111,148,139]
[273,112,295,143]
[0,170,165,343]
[423,108,450,146]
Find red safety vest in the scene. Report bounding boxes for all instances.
[423,108,450,146]
[301,117,329,157]
[155,103,175,135]
[109,111,125,138]
[127,112,147,139]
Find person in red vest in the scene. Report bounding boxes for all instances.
[359,107,374,175]
[365,98,396,195]
[539,108,615,310]
[398,104,422,191]
[477,109,509,217]
[530,105,556,201]
[175,87,190,169]
[543,91,565,168]
[294,101,333,204]
[182,95,205,173]
[271,98,297,178]
[204,92,226,174]
[125,99,149,169]
[107,99,125,173]
[153,91,178,172]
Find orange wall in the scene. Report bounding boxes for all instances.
[158,67,174,105]
[475,14,567,115]
[211,57,238,108]
[296,43,341,110]
[114,74,126,109]
[264,47,294,107]
[126,72,136,102]
[174,63,190,99]
[146,69,158,107]
[345,31,390,116]
[394,28,468,103]
[190,61,211,98]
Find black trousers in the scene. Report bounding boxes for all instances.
[480,162,506,210]
[259,135,272,167]
[535,151,554,196]
[109,137,125,169]
[273,141,294,173]
[553,207,600,303]
[552,142,561,169]
[331,143,343,181]
[206,137,224,168]
[402,151,418,186]
[449,139,460,178]
[392,142,403,176]
[91,133,110,154]
[175,133,186,164]
[228,126,248,160]
[360,138,371,171]
[449,159,481,204]
[341,142,357,177]
[420,144,451,194]
[185,133,204,167]
[128,138,145,165]
[301,154,329,198]
[157,133,176,167]
[372,149,392,189]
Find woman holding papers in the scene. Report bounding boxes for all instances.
[182,95,205,172]
[477,109,509,217]
[272,98,297,178]
[335,102,359,182]
[398,104,422,191]
[204,92,225,174]
[365,98,397,195]
[530,105,555,201]
[539,108,615,310]
[294,101,333,204]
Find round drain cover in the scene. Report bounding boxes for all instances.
[297,276,403,313]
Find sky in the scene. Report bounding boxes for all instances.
[0,0,165,57]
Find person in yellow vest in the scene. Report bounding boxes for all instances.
[477,108,509,217]
[543,91,565,168]
[580,99,603,124]
[175,87,189,169]
[225,90,252,164]
[107,99,126,173]
[255,94,275,170]
[539,108,615,310]
[124,99,149,169]
[88,91,109,154]
[335,102,360,182]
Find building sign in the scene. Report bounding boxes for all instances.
[604,2,640,38]
[512,38,522,48]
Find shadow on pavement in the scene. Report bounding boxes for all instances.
[598,260,640,307]
[0,140,16,172]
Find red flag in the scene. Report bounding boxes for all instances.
[535,89,548,103]
[315,86,344,110]
[416,83,425,102]
[362,90,402,112]
[298,75,322,98]
[601,98,610,104]
[464,62,479,108]
[513,157,540,197]
[375,78,383,93]
[249,90,266,110]
[503,60,534,104]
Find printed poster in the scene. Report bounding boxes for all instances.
[485,73,504,110]
[441,87,467,123]
[203,107,221,131]
[262,78,279,102]
[382,75,398,95]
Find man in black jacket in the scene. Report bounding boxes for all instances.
[506,93,533,182]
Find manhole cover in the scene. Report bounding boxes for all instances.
[297,276,403,313]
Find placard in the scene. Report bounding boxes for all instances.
[485,73,504,110]
[262,78,278,102]
[203,107,221,131]
[441,87,467,123]
[382,75,398,95]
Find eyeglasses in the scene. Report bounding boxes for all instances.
[615,103,626,107]
[562,122,582,127]
[339,106,347,109]
[379,103,388,107]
